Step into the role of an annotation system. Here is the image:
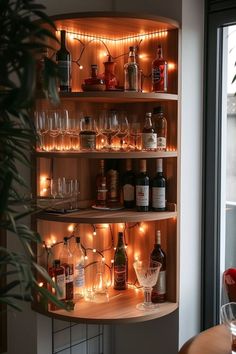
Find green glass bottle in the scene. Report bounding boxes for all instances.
[113,232,128,290]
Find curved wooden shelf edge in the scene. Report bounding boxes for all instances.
[35,151,178,159]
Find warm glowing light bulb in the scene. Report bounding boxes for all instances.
[102,257,105,262]
[93,231,97,236]
[139,225,144,233]
[168,62,176,71]
[93,248,96,253]
[38,282,44,287]
[125,245,128,249]
[111,259,114,264]
[79,65,83,70]
[67,224,74,232]
[113,247,116,250]
[85,255,88,260]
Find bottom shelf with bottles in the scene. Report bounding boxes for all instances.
[34,217,178,324]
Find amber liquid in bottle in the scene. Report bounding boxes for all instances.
[95,159,107,207]
[152,44,168,92]
[142,112,157,151]
[113,232,128,290]
[152,106,167,151]
[151,230,166,303]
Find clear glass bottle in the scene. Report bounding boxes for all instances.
[73,236,85,299]
[59,236,74,300]
[142,112,157,151]
[56,30,71,92]
[153,106,167,151]
[124,46,139,92]
[150,230,166,303]
[152,44,168,92]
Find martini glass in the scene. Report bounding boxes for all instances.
[133,259,162,311]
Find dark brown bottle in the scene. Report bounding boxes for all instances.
[95,159,107,207]
[114,232,128,290]
[60,237,74,300]
[107,159,119,204]
[122,159,135,209]
[56,30,71,92]
[135,159,149,211]
[151,230,166,303]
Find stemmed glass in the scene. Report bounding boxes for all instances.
[48,110,60,151]
[221,302,236,353]
[58,109,69,150]
[116,111,129,150]
[34,110,48,150]
[129,121,142,151]
[98,110,120,150]
[133,259,162,311]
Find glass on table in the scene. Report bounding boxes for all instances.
[221,302,236,353]
[133,259,162,311]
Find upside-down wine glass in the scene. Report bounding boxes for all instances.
[133,259,162,311]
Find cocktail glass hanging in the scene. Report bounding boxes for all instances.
[116,111,129,151]
[99,110,119,151]
[34,110,48,150]
[133,259,162,311]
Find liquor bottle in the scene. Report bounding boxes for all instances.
[73,236,85,299]
[152,44,168,92]
[107,159,119,204]
[95,159,107,207]
[142,112,157,151]
[48,259,66,310]
[135,159,149,212]
[56,30,71,92]
[151,158,166,211]
[124,46,139,92]
[60,237,74,300]
[122,159,135,209]
[113,232,128,290]
[153,106,167,151]
[79,116,96,151]
[150,230,166,303]
[83,64,105,91]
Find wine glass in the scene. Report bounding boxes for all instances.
[116,111,129,150]
[133,259,162,311]
[48,110,60,151]
[221,302,236,353]
[129,121,142,151]
[58,109,69,150]
[99,110,119,150]
[34,110,48,150]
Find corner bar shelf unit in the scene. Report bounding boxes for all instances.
[33,12,180,324]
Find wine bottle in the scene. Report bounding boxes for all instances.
[95,159,107,207]
[142,112,157,151]
[152,106,167,151]
[79,116,96,151]
[113,232,128,290]
[151,158,166,211]
[135,159,149,212]
[151,230,166,303]
[124,46,139,92]
[73,237,85,299]
[122,159,135,209]
[56,30,71,92]
[59,236,74,300]
[107,159,119,204]
[152,44,168,92]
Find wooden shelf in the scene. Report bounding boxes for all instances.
[35,150,177,159]
[37,209,177,224]
[35,288,178,324]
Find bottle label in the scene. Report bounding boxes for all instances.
[142,133,157,149]
[157,137,166,149]
[123,184,135,201]
[107,170,119,201]
[136,185,149,206]
[153,270,166,294]
[63,264,74,283]
[80,134,96,150]
[152,67,161,83]
[114,265,126,288]
[74,263,85,287]
[58,60,71,86]
[56,274,66,300]
[152,187,165,209]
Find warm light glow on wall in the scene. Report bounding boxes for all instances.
[168,62,176,71]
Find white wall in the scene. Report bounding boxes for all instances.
[7,0,204,352]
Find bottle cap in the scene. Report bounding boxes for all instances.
[126,159,132,171]
[153,106,164,114]
[118,232,123,237]
[91,64,98,69]
[140,159,147,172]
[63,236,68,243]
[129,46,135,51]
[156,158,163,172]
